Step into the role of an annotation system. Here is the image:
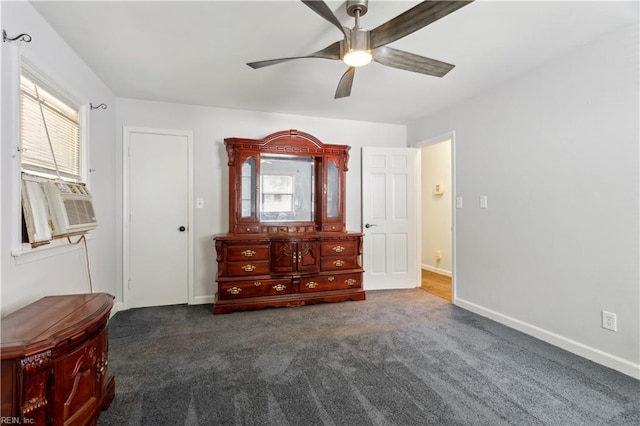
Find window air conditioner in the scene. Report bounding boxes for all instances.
[44,180,98,235]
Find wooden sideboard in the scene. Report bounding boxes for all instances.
[214,130,365,314]
[1,293,115,425]
[214,232,365,314]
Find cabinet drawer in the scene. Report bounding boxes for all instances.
[236,225,261,234]
[219,279,295,300]
[300,273,362,293]
[227,245,269,261]
[320,241,357,256]
[321,257,359,271]
[227,261,270,276]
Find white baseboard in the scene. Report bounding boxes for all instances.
[110,301,124,318]
[421,264,452,277]
[110,296,213,316]
[192,295,215,305]
[455,297,640,379]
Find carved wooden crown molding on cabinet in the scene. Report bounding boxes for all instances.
[214,129,365,314]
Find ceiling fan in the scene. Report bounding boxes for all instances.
[247,0,474,99]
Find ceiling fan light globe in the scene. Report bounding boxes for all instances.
[343,50,372,67]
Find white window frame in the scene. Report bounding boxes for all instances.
[12,60,91,261]
[19,62,89,183]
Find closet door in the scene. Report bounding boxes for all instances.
[126,128,192,308]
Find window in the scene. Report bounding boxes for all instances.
[20,69,82,181]
[17,66,92,249]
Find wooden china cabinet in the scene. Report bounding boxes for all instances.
[213,129,365,314]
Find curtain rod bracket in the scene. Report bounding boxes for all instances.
[90,103,107,110]
[3,30,32,43]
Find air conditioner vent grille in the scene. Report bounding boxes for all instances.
[64,199,96,227]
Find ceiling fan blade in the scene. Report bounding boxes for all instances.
[370,0,474,49]
[335,67,355,99]
[372,46,454,77]
[301,0,348,39]
[247,41,341,69]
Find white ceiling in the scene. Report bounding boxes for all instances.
[30,0,638,124]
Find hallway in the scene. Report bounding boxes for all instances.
[420,269,452,302]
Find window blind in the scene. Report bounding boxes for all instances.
[20,74,81,181]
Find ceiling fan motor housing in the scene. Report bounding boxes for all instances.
[346,0,368,17]
[343,28,370,56]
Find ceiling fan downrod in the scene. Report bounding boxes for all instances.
[346,0,368,20]
[343,0,371,67]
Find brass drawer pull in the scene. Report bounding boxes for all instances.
[305,282,318,289]
[241,265,256,272]
[97,355,108,380]
[253,281,262,287]
[333,260,345,267]
[241,249,256,257]
[344,279,356,286]
[332,245,345,253]
[227,287,242,295]
[272,284,286,292]
[327,276,335,281]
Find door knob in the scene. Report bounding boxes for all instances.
[364,223,377,229]
[179,226,186,232]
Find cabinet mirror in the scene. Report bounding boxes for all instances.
[259,154,314,222]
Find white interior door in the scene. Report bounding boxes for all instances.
[362,147,419,290]
[126,129,192,308]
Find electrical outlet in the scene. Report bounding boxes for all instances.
[602,311,617,331]
[435,250,442,261]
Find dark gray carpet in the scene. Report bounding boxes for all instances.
[98,289,639,425]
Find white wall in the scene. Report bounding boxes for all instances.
[1,1,117,315]
[420,140,452,276]
[116,99,406,304]
[408,24,639,378]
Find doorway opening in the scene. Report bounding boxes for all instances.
[417,135,454,302]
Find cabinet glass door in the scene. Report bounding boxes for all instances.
[326,159,340,218]
[240,156,256,218]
